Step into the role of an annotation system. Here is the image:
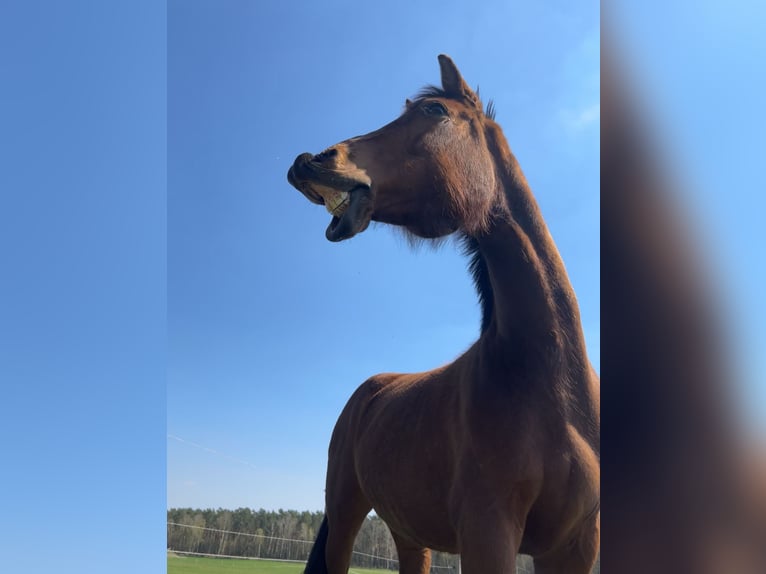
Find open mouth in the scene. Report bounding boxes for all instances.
[287,153,374,242]
[322,184,373,241]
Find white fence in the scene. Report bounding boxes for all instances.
[167,521,541,573]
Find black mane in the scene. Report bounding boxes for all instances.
[461,234,495,334]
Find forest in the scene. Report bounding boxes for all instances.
[167,507,460,570]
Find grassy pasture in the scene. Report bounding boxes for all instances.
[167,553,393,574]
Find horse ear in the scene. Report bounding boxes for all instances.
[438,54,480,108]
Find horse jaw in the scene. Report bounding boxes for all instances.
[325,185,374,242]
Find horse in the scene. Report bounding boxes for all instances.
[287,55,600,574]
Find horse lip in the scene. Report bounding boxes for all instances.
[288,153,371,195]
[325,185,374,242]
[288,153,373,240]
[288,163,324,205]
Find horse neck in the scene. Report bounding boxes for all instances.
[473,124,589,378]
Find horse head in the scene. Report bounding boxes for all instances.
[288,55,498,242]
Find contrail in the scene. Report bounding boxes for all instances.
[167,434,261,470]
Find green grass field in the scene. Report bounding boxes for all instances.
[167,553,393,574]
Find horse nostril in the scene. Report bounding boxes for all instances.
[313,148,339,163]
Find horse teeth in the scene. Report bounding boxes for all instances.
[324,192,350,217]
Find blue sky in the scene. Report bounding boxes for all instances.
[167,0,599,513]
[1,1,166,572]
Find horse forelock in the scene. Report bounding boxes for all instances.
[410,85,492,117]
[413,85,447,101]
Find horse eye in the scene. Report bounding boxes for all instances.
[423,102,448,117]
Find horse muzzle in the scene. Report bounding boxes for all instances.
[287,150,374,242]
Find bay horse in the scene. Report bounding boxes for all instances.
[287,55,600,574]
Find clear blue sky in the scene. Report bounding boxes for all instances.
[1,1,166,572]
[167,0,599,513]
[3,1,765,573]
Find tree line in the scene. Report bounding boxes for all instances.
[167,507,459,570]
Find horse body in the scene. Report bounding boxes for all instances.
[288,55,599,574]
[339,356,598,555]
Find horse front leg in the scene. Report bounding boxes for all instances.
[391,531,431,574]
[532,511,600,574]
[452,486,533,574]
[324,479,372,574]
[458,517,522,574]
